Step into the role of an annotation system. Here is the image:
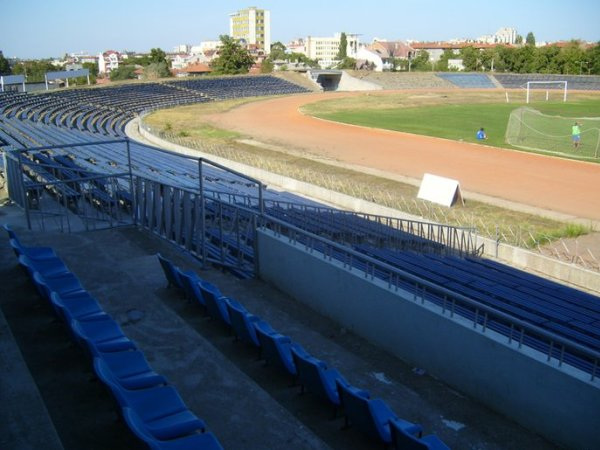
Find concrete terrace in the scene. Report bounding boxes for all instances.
[0,199,561,450]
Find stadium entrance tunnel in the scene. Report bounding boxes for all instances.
[309,70,343,91]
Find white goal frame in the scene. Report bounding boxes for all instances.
[526,80,567,103]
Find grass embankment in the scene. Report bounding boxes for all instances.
[143,92,595,246]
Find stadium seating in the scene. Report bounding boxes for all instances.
[199,280,231,326]
[493,73,600,90]
[226,300,271,348]
[94,350,168,390]
[94,357,207,440]
[122,407,224,450]
[436,73,496,89]
[49,291,108,324]
[254,323,310,377]
[336,379,422,445]
[390,418,450,450]
[71,316,138,356]
[3,227,225,449]
[157,252,184,289]
[291,347,349,416]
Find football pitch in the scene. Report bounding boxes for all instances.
[301,91,600,160]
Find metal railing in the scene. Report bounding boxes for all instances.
[262,215,600,382]
[4,140,598,380]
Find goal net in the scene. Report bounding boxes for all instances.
[525,81,567,103]
[505,107,600,159]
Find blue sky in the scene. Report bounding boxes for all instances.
[2,0,599,59]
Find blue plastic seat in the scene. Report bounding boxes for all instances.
[254,322,309,376]
[390,418,450,450]
[122,407,224,450]
[18,254,71,279]
[226,299,263,347]
[49,291,108,323]
[9,238,58,261]
[175,268,206,307]
[70,316,137,356]
[291,347,349,414]
[32,271,87,303]
[336,379,422,444]
[199,281,230,326]
[157,253,183,289]
[95,350,168,390]
[94,358,206,440]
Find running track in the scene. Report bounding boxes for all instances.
[208,92,600,223]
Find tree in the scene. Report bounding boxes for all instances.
[11,60,59,82]
[526,32,536,47]
[143,62,171,80]
[436,48,457,72]
[149,48,168,65]
[459,46,480,71]
[260,59,274,73]
[515,35,524,45]
[586,42,600,75]
[337,32,348,59]
[82,62,98,78]
[336,57,357,70]
[409,50,431,71]
[0,52,11,75]
[288,52,319,68]
[109,65,137,81]
[513,45,536,73]
[556,40,586,74]
[270,42,287,60]
[210,35,254,75]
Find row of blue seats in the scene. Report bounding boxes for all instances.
[157,253,450,449]
[4,224,224,450]
[0,76,307,138]
[435,73,496,89]
[493,73,600,90]
[356,246,600,354]
[267,205,444,253]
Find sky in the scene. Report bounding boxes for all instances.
[1,0,599,59]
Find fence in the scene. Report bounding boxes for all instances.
[145,128,599,273]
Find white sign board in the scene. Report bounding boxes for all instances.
[417,173,464,207]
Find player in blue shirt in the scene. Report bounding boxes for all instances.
[476,128,487,141]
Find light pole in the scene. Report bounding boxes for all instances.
[576,61,588,75]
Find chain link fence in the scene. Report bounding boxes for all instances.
[145,126,599,273]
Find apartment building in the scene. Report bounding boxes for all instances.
[229,7,271,54]
[304,33,360,69]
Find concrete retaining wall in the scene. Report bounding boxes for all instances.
[256,229,600,449]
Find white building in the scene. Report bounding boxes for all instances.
[304,33,360,69]
[356,40,415,71]
[478,27,517,45]
[173,44,191,54]
[229,6,271,54]
[495,27,517,44]
[98,50,121,74]
[191,41,221,55]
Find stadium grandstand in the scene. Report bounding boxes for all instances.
[1,73,599,450]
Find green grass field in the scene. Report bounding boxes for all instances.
[302,92,600,159]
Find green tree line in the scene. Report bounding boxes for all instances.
[432,40,600,74]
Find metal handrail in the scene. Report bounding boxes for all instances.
[259,212,600,381]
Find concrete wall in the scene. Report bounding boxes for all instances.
[257,229,600,450]
[337,71,383,91]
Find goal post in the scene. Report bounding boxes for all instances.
[505,107,600,158]
[526,80,567,103]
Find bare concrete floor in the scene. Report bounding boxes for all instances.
[0,203,560,450]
